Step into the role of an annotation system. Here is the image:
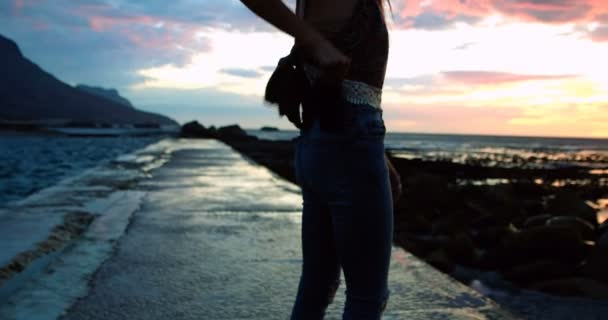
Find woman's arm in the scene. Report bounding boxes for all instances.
[239,0,317,46]
[239,0,350,79]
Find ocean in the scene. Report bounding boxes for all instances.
[247,129,608,169]
[0,134,163,204]
[1,133,607,319]
[2,131,608,205]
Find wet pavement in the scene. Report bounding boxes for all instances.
[62,140,510,320]
[55,139,516,319]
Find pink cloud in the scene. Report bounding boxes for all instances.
[69,4,209,58]
[441,71,576,85]
[394,0,608,41]
[398,0,607,24]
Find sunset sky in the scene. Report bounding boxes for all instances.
[2,0,608,138]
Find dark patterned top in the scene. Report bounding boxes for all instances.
[301,0,389,89]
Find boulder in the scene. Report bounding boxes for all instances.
[581,247,608,284]
[431,214,469,236]
[523,214,552,229]
[531,277,608,300]
[403,172,450,209]
[397,214,432,234]
[503,260,576,285]
[425,249,455,273]
[394,234,445,257]
[472,225,517,249]
[545,192,598,227]
[471,213,503,229]
[180,121,215,138]
[599,232,608,249]
[502,225,586,265]
[217,124,256,141]
[598,220,608,239]
[476,249,506,270]
[546,216,596,241]
[445,232,476,265]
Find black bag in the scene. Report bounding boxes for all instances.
[264,46,309,129]
[264,47,348,132]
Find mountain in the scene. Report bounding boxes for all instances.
[0,34,178,126]
[76,85,134,109]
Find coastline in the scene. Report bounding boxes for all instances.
[0,137,518,319]
[1,129,607,318]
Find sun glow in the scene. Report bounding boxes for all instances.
[134,29,293,96]
[130,16,608,137]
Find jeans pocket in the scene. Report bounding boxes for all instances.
[352,104,385,138]
[364,118,386,137]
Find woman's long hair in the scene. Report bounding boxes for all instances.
[376,0,393,19]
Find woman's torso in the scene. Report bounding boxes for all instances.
[298,0,389,90]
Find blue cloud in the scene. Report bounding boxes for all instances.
[219,68,263,78]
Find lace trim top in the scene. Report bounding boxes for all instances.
[302,64,383,109]
[298,0,389,108]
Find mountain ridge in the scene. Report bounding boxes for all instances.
[0,34,178,126]
[76,85,134,109]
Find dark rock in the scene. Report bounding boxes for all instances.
[393,234,445,257]
[431,215,469,236]
[546,191,598,227]
[397,214,432,234]
[521,199,546,218]
[473,225,517,249]
[445,232,476,265]
[523,214,553,229]
[502,225,586,265]
[581,247,608,284]
[180,121,216,138]
[598,220,608,239]
[403,172,450,206]
[470,213,503,229]
[546,216,596,241]
[260,126,279,131]
[531,277,608,300]
[503,260,576,285]
[217,124,256,141]
[425,249,455,273]
[599,232,608,249]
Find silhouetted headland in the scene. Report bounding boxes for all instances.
[0,34,178,135]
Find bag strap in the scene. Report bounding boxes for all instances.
[296,0,305,19]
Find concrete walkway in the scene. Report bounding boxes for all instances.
[56,139,515,319]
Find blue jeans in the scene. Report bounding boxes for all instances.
[290,102,393,319]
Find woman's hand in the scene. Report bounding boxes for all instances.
[385,154,402,206]
[297,33,351,86]
[239,0,350,85]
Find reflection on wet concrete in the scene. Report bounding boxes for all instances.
[59,139,514,319]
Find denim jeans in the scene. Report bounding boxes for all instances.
[290,102,394,320]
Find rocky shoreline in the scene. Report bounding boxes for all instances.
[181,121,608,302]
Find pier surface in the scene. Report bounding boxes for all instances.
[1,139,516,319]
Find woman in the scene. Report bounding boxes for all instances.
[239,0,401,319]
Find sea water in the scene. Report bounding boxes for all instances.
[248,129,608,169]
[3,131,607,205]
[0,135,163,204]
